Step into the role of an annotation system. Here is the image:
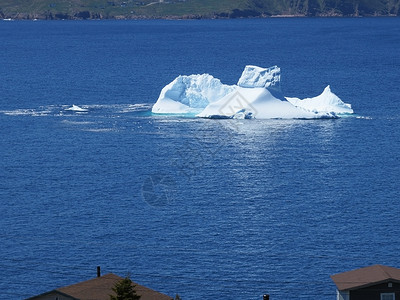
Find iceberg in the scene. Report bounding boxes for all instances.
[152,65,353,119]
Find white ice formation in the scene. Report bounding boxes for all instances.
[238,65,282,93]
[152,65,353,119]
[65,105,88,112]
[286,85,353,114]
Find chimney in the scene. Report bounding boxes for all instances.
[97,266,101,277]
[263,295,270,300]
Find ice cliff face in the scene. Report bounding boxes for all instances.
[152,65,353,119]
[151,74,235,114]
[238,65,281,94]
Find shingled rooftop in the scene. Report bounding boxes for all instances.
[331,264,400,291]
[26,273,172,300]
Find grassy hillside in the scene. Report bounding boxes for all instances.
[0,0,248,19]
[0,0,399,19]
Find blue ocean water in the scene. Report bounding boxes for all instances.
[0,18,400,299]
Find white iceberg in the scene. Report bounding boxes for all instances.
[286,85,353,114]
[152,65,353,119]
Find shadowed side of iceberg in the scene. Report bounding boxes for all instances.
[151,74,235,114]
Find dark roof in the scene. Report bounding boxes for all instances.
[331,264,400,291]
[26,273,172,300]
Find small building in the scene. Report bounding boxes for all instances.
[331,264,400,300]
[26,273,172,300]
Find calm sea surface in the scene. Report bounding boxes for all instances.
[1,18,400,299]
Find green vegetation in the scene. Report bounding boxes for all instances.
[110,276,141,300]
[0,0,399,19]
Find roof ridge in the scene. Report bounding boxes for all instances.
[377,264,390,278]
[58,273,122,291]
[378,264,398,280]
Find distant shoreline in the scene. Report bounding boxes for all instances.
[1,14,399,21]
[1,0,399,21]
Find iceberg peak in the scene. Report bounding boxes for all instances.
[286,85,353,114]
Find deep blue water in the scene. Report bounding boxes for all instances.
[1,18,400,299]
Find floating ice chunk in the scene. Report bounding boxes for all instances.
[152,74,235,114]
[65,105,88,112]
[197,87,335,119]
[286,85,353,114]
